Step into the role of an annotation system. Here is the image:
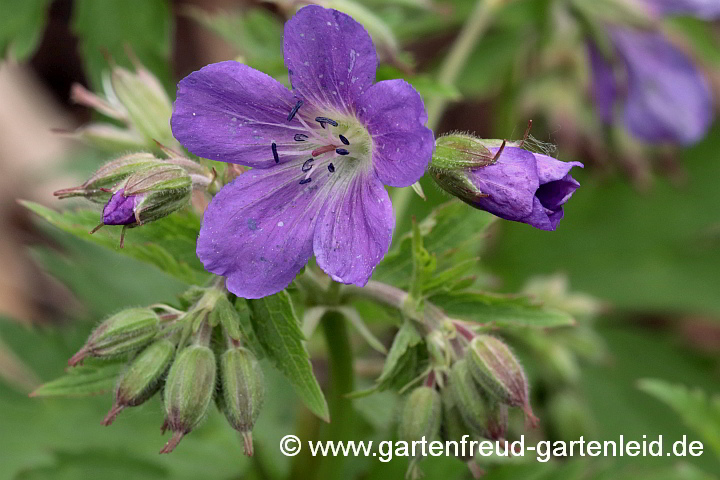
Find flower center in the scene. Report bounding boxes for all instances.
[275,101,373,185]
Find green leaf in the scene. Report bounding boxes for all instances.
[233,298,265,359]
[30,360,125,398]
[373,200,494,288]
[376,320,426,390]
[248,291,329,421]
[0,0,52,61]
[429,290,575,328]
[21,201,208,285]
[71,0,172,89]
[638,379,720,457]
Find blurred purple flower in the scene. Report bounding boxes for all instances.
[171,5,433,298]
[588,1,715,145]
[468,147,582,231]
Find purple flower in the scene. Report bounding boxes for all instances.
[468,147,582,231]
[639,0,720,20]
[171,6,434,299]
[588,6,714,145]
[103,189,138,225]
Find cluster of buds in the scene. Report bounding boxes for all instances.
[398,325,535,479]
[65,281,265,455]
[56,49,177,152]
[54,148,215,246]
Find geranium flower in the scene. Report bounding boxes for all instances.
[171,6,434,298]
[587,0,715,145]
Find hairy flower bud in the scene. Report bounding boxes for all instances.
[449,359,489,437]
[219,346,265,456]
[486,402,509,441]
[440,386,475,461]
[53,153,160,203]
[160,345,217,453]
[102,339,175,425]
[99,164,193,235]
[467,335,538,427]
[429,133,582,231]
[399,386,442,450]
[68,308,160,366]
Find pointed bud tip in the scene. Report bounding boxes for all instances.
[242,432,254,457]
[68,349,88,367]
[159,431,185,454]
[101,403,125,426]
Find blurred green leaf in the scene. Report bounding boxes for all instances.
[21,201,208,285]
[429,290,575,328]
[248,291,330,421]
[376,320,427,391]
[0,0,52,61]
[638,379,720,457]
[183,6,286,76]
[30,360,124,398]
[72,0,172,89]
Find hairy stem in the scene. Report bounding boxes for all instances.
[342,280,448,330]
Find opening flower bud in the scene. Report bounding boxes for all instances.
[219,346,265,456]
[103,338,176,426]
[449,359,489,438]
[160,345,217,454]
[68,308,160,366]
[467,335,538,427]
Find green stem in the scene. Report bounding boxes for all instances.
[426,0,504,131]
[315,310,355,480]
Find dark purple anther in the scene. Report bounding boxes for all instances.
[102,189,137,225]
[315,116,338,127]
[271,142,279,163]
[302,158,314,172]
[299,178,312,185]
[294,134,308,142]
[287,100,303,121]
[339,135,349,145]
[328,163,335,173]
[335,148,349,156]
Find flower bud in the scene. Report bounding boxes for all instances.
[486,402,509,441]
[110,58,174,145]
[100,164,193,231]
[398,386,442,449]
[429,134,582,231]
[440,386,475,461]
[102,338,175,425]
[467,335,538,427]
[219,346,265,456]
[449,359,489,437]
[53,153,160,203]
[68,308,160,366]
[160,345,217,453]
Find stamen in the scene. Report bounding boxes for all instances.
[299,178,312,185]
[294,133,309,142]
[335,148,350,156]
[287,100,303,121]
[519,119,533,149]
[312,145,337,157]
[491,140,507,163]
[339,135,350,145]
[271,142,279,163]
[302,159,314,172]
[315,116,338,127]
[328,163,335,173]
